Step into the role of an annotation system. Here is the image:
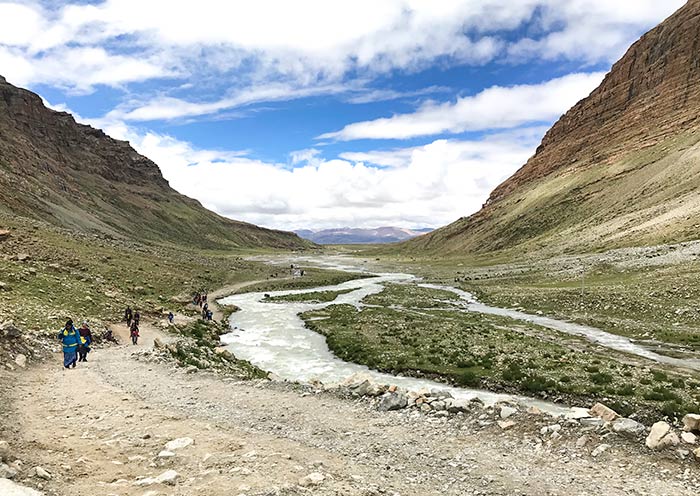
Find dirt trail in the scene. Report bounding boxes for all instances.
[4,321,699,495]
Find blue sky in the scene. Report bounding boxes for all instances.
[0,0,686,230]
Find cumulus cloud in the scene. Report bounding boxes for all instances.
[0,1,684,93]
[319,72,606,141]
[92,121,541,230]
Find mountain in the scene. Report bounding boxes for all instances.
[403,1,700,256]
[296,227,432,244]
[0,76,309,250]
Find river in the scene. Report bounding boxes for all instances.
[218,255,700,414]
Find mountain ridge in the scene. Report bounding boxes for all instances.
[296,226,432,244]
[0,77,309,250]
[401,1,700,257]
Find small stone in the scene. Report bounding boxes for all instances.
[34,466,51,480]
[299,472,325,487]
[0,462,18,479]
[498,420,516,430]
[681,432,697,445]
[499,406,517,419]
[0,440,10,462]
[156,469,179,485]
[589,403,619,422]
[612,418,646,438]
[157,450,176,458]
[14,355,27,368]
[164,437,193,451]
[580,417,604,428]
[576,435,590,448]
[378,392,407,411]
[591,444,610,457]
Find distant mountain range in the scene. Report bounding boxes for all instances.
[402,1,700,257]
[296,227,432,244]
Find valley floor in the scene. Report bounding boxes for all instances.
[2,320,699,495]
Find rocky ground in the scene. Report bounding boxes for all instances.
[1,318,699,496]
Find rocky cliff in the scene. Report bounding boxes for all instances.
[404,0,700,256]
[0,77,308,250]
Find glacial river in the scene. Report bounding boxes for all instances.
[218,256,700,414]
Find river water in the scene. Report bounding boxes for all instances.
[218,256,700,414]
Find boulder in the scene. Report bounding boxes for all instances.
[646,421,680,450]
[378,392,408,411]
[682,414,700,432]
[0,479,43,496]
[611,418,646,438]
[0,229,9,240]
[589,403,619,422]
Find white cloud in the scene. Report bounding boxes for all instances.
[319,72,606,141]
[96,123,541,230]
[107,83,349,122]
[0,1,684,93]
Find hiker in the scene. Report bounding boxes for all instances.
[124,306,133,327]
[78,321,93,362]
[206,310,213,321]
[134,310,140,326]
[57,319,82,369]
[129,321,140,345]
[202,293,207,304]
[203,302,208,313]
[168,311,174,324]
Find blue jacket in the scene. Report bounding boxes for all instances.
[57,326,82,352]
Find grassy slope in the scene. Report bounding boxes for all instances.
[397,134,700,258]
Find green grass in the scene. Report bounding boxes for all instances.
[300,283,700,420]
[263,287,356,303]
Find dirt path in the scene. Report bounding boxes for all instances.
[4,321,699,496]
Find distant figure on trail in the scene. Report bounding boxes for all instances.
[134,310,140,326]
[129,321,140,345]
[168,312,174,324]
[57,319,81,369]
[124,307,133,327]
[202,293,207,304]
[78,321,93,362]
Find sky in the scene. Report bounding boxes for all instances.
[0,0,686,231]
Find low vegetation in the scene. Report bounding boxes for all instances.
[301,283,700,421]
[263,288,356,303]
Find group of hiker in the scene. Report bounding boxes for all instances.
[124,306,141,345]
[58,293,213,367]
[57,320,93,369]
[193,291,214,320]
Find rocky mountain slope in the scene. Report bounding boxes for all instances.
[404,0,700,256]
[0,76,308,250]
[296,226,432,244]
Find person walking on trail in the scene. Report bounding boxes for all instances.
[58,319,82,369]
[125,307,133,327]
[168,311,174,324]
[129,321,140,345]
[78,321,93,362]
[134,310,140,326]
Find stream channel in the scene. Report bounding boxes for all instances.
[219,256,700,415]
